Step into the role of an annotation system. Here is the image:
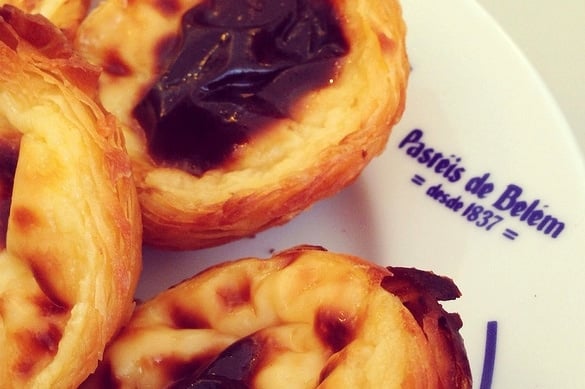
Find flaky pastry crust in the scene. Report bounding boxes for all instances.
[82,245,471,388]
[0,6,142,388]
[0,0,89,37]
[75,0,410,249]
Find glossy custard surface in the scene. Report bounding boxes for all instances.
[134,0,349,175]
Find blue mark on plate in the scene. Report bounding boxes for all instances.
[480,321,498,389]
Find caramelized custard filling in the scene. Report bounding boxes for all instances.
[0,139,19,249]
[172,335,261,388]
[134,0,349,175]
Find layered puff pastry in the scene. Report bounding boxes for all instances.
[82,246,471,388]
[0,0,89,37]
[0,6,142,388]
[75,0,410,249]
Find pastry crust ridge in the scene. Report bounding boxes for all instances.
[0,6,142,387]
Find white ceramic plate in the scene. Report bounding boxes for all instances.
[138,0,585,387]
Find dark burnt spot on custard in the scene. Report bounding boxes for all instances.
[32,323,62,355]
[15,357,36,377]
[134,0,350,175]
[14,324,63,376]
[165,352,221,386]
[169,303,211,329]
[0,139,18,249]
[103,49,133,77]
[86,360,122,389]
[154,33,180,73]
[154,0,182,16]
[216,276,251,310]
[314,307,357,353]
[171,335,261,389]
[10,206,39,232]
[34,294,70,318]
